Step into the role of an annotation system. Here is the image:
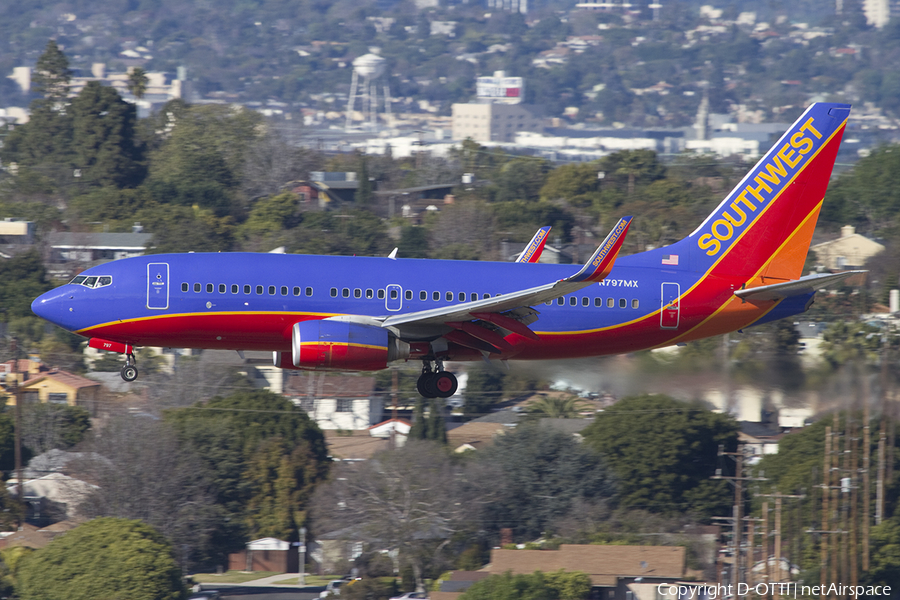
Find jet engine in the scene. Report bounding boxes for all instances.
[274,320,409,371]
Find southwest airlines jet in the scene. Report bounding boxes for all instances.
[32,103,860,398]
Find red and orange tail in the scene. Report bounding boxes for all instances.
[686,103,850,284]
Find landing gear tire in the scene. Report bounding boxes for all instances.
[417,373,435,398]
[121,365,138,382]
[431,372,458,399]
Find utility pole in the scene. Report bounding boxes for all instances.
[297,526,307,585]
[713,444,766,591]
[758,491,805,600]
[820,425,831,600]
[11,339,23,518]
[862,366,871,571]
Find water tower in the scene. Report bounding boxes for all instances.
[345,53,392,131]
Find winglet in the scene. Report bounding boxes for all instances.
[516,226,552,263]
[565,217,632,283]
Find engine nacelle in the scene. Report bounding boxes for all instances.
[275,320,409,371]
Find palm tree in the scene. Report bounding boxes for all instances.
[525,396,590,419]
[127,67,148,100]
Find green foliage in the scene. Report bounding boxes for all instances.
[524,396,589,419]
[69,81,144,189]
[289,209,392,257]
[166,390,330,541]
[21,403,91,454]
[0,250,50,323]
[341,578,398,600]
[820,320,883,369]
[582,394,737,518]
[459,570,591,600]
[463,367,505,418]
[17,517,186,600]
[32,40,71,103]
[239,192,300,240]
[481,423,615,540]
[127,67,149,99]
[398,225,430,258]
[0,547,34,597]
[822,145,900,232]
[868,515,900,589]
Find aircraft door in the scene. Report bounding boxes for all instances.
[660,282,680,329]
[385,284,402,311]
[147,263,169,310]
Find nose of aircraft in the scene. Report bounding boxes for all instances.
[31,287,77,330]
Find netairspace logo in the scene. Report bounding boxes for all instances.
[656,582,892,599]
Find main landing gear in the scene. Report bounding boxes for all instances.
[120,352,138,382]
[416,360,458,399]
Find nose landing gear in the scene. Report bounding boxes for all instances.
[120,353,138,382]
[416,360,458,399]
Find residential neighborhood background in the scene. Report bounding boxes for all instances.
[0,1,900,599]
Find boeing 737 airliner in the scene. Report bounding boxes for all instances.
[32,103,860,398]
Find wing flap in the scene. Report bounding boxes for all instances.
[734,270,866,302]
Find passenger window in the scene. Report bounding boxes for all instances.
[206,284,213,293]
[446,292,453,301]
[420,291,427,301]
[366,289,374,299]
[546,300,553,306]
[342,288,350,298]
[281,286,288,296]
[483,293,490,299]
[219,284,226,293]
[607,298,614,308]
[433,291,440,301]
[98,276,112,286]
[405,290,412,300]
[244,285,251,294]
[569,297,577,306]
[557,297,564,305]
[331,288,338,297]
[619,298,626,308]
[232,284,239,294]
[355,289,362,298]
[377,289,385,299]
[470,293,478,301]
[182,283,189,292]
[194,283,201,293]
[594,298,602,307]
[293,286,301,296]
[256,285,264,295]
[632,299,640,309]
[268,285,276,295]
[458,292,465,301]
[582,297,589,307]
[390,289,398,300]
[306,287,313,296]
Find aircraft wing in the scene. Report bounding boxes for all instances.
[516,226,552,263]
[734,270,866,302]
[380,218,632,336]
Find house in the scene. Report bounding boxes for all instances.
[810,225,885,270]
[0,359,49,388]
[368,418,411,446]
[446,421,508,452]
[228,537,299,573]
[285,373,381,431]
[324,430,390,461]
[47,231,154,264]
[7,473,97,526]
[16,369,101,412]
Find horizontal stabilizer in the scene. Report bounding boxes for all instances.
[734,271,866,302]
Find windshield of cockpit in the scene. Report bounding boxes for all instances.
[69,275,113,288]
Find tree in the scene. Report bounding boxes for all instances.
[0,251,51,323]
[32,40,72,104]
[166,390,330,543]
[21,404,90,455]
[426,399,447,444]
[463,367,505,418]
[582,394,738,518]
[69,81,144,188]
[409,400,426,440]
[16,517,186,600]
[524,396,589,419]
[478,423,615,540]
[127,67,148,99]
[312,441,485,589]
[71,416,221,571]
[459,570,591,600]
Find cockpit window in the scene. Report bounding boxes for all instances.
[69,275,112,288]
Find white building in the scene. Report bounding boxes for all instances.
[810,225,885,270]
[452,102,542,143]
